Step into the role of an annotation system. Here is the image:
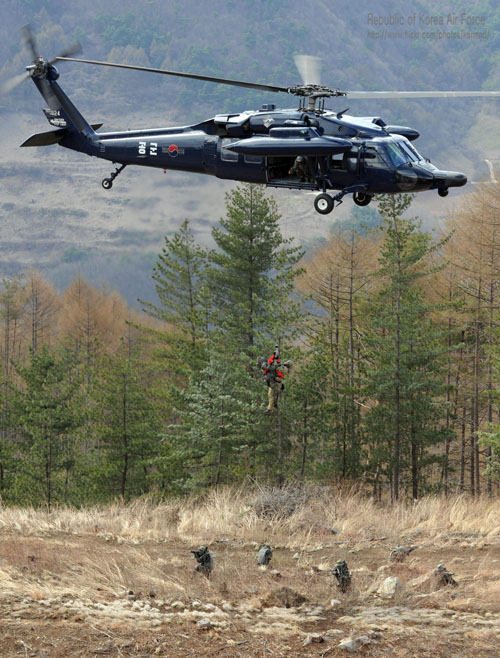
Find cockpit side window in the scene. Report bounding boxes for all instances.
[363,145,390,168]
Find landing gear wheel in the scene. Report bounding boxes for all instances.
[438,188,449,197]
[102,178,113,190]
[314,193,334,215]
[353,192,372,207]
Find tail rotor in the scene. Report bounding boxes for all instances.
[0,24,81,97]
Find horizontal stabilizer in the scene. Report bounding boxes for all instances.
[21,128,67,147]
[20,123,102,147]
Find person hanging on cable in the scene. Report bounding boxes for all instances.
[257,344,292,414]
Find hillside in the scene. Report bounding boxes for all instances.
[1,490,499,657]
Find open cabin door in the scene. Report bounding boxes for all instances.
[266,156,318,189]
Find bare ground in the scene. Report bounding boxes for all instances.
[1,492,499,657]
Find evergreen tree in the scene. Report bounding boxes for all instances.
[90,344,162,500]
[156,186,306,489]
[141,219,209,347]
[210,184,303,353]
[167,336,257,490]
[12,346,81,507]
[140,219,210,419]
[479,425,500,483]
[0,366,16,499]
[283,344,337,481]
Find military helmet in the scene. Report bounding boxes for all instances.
[296,155,305,162]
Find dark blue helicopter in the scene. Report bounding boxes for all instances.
[3,28,499,215]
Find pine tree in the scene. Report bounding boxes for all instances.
[141,219,209,347]
[90,344,163,501]
[167,336,257,490]
[12,346,82,508]
[139,219,210,421]
[283,344,335,481]
[210,184,303,353]
[479,422,500,483]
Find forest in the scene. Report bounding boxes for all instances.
[0,182,500,508]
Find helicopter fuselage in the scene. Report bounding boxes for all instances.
[58,109,466,194]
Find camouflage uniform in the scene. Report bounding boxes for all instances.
[332,559,351,592]
[260,357,291,412]
[289,155,308,181]
[389,545,417,563]
[290,155,315,182]
[191,545,213,576]
[434,563,457,587]
[257,544,273,566]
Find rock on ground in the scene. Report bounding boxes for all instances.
[377,576,403,600]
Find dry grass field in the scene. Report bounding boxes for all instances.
[1,487,499,657]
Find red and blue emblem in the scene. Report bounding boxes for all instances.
[168,144,179,157]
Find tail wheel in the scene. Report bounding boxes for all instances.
[353,192,372,206]
[314,193,334,215]
[438,188,449,197]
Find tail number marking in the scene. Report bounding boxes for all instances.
[138,141,158,156]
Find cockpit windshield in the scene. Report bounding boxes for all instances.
[384,140,424,167]
[384,142,409,167]
[398,140,423,162]
[360,139,426,171]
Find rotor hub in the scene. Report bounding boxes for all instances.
[26,56,60,81]
[287,84,346,98]
[27,57,47,77]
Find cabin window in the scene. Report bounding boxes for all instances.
[330,153,346,170]
[221,138,239,161]
[244,154,262,164]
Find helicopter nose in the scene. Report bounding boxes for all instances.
[435,171,467,188]
[395,165,434,192]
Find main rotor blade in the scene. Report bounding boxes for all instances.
[0,71,30,96]
[294,55,321,86]
[56,57,290,93]
[51,41,82,63]
[21,24,38,61]
[347,90,500,99]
